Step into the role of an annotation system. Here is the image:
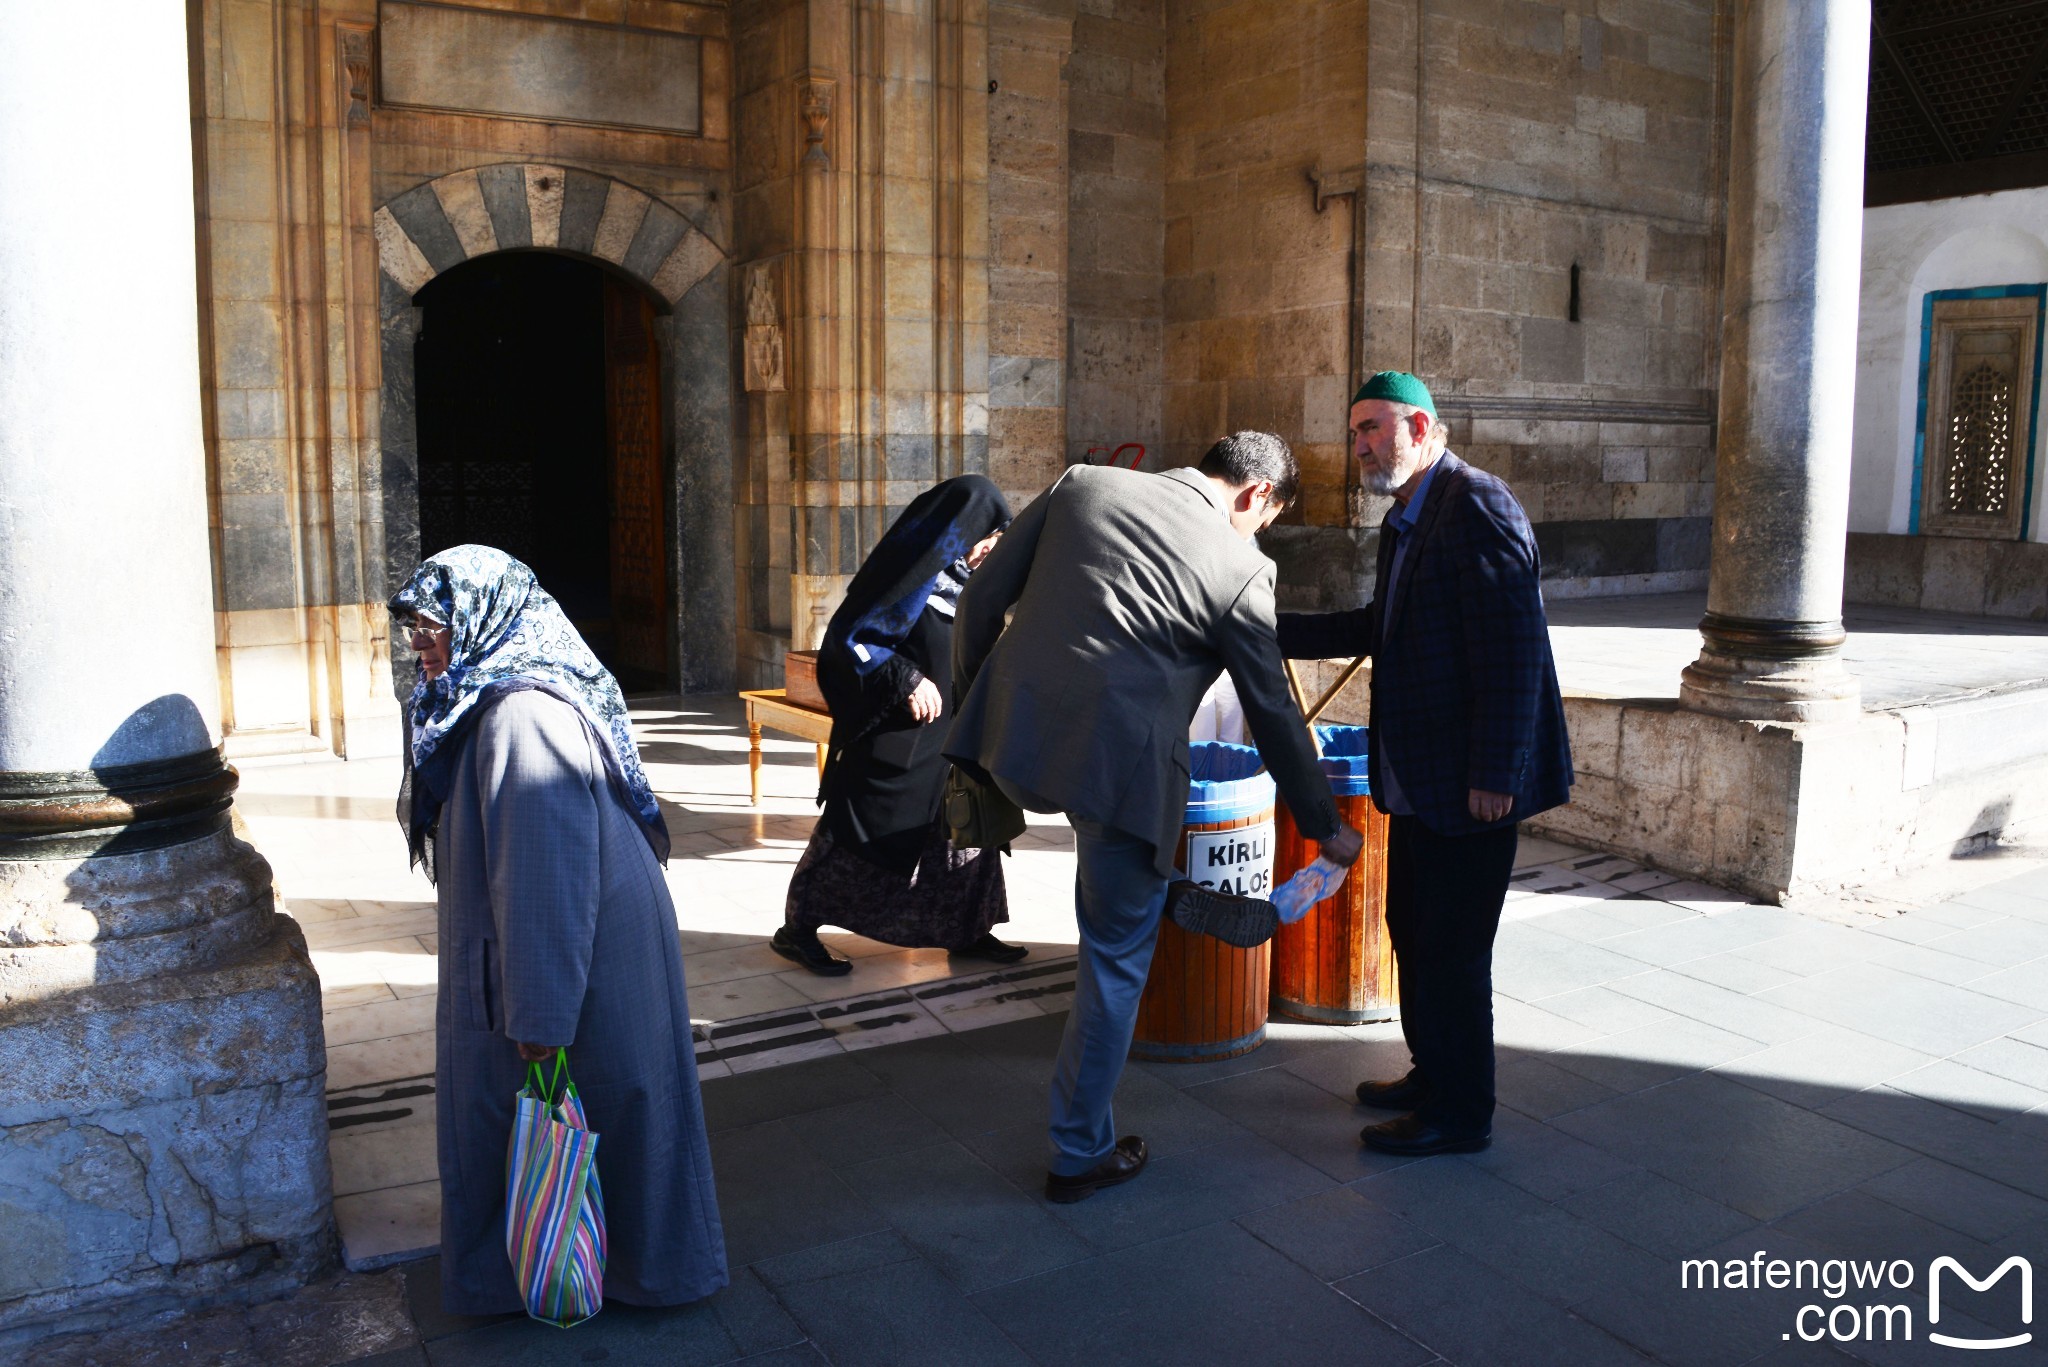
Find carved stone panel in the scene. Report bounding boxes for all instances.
[744,260,785,393]
[1923,295,2039,541]
[378,1,701,135]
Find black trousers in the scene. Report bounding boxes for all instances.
[1384,815,1519,1136]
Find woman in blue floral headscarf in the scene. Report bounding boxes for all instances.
[389,545,726,1316]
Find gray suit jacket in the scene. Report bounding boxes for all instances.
[946,464,1339,879]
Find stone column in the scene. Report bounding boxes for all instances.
[1679,0,1869,723]
[0,2,331,1340]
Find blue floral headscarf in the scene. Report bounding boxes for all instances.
[390,545,669,877]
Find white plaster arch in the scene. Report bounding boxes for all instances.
[1853,192,2048,541]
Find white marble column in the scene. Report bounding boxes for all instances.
[1680,0,1869,724]
[0,2,332,1338]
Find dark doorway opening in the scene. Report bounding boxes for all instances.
[415,252,673,691]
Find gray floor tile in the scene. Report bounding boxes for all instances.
[1752,961,2045,1056]
[1461,1108,1641,1201]
[1963,958,2048,1011]
[1189,1063,1417,1181]
[1717,1026,1937,1111]
[1125,1025,1353,1091]
[1274,1025,1416,1101]
[1886,1058,2048,1122]
[780,1094,951,1169]
[421,1295,761,1367]
[1867,939,2007,987]
[1667,950,1804,996]
[1494,994,1609,1051]
[1041,1130,1335,1253]
[1547,1016,1772,1096]
[1558,1170,1757,1259]
[708,1121,889,1266]
[1772,1189,2003,1268]
[972,1223,1435,1367]
[1923,915,2048,967]
[838,1141,1091,1294]
[1599,905,1804,969]
[1234,1185,1440,1282]
[1492,926,1653,1002]
[752,1232,1030,1367]
[1360,1157,1664,1307]
[1550,1073,1914,1221]
[1567,1246,1821,1367]
[1336,1244,1654,1366]
[1859,1155,2048,1242]
[700,1055,889,1133]
[1496,1051,1624,1121]
[1725,921,1900,978]
[847,1033,1048,1140]
[1601,967,1828,1045]
[1527,984,1679,1036]
[1816,1085,2048,1201]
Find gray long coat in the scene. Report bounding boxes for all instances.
[946,464,1340,878]
[432,689,726,1314]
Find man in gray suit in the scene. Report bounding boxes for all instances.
[947,432,1364,1202]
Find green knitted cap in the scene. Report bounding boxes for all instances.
[1351,371,1436,417]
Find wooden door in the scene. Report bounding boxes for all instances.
[602,279,671,684]
[1922,295,2038,541]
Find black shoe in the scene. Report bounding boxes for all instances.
[950,932,1030,965]
[1167,880,1279,948]
[1359,1114,1490,1156]
[1044,1136,1148,1204]
[771,926,852,976]
[1355,1072,1432,1111]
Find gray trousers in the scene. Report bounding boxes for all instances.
[1047,817,1169,1175]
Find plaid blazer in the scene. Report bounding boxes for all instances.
[1278,452,1572,835]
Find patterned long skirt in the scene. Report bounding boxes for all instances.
[784,819,1008,949]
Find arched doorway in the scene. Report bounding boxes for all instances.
[413,253,673,691]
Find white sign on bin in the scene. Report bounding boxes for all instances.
[1187,821,1275,898]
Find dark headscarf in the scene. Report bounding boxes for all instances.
[816,475,1011,740]
[389,544,670,878]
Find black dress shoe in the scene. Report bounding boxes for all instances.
[1355,1072,1432,1111]
[1359,1113,1490,1156]
[770,926,852,976]
[1166,880,1279,949]
[1044,1136,1148,1204]
[950,932,1030,965]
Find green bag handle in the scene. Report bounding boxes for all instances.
[524,1047,579,1107]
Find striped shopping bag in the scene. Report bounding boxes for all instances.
[504,1049,607,1327]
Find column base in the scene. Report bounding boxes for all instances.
[0,828,334,1344]
[1679,613,1862,724]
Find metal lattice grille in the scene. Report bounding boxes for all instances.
[1867,56,1949,169]
[1943,361,2015,517]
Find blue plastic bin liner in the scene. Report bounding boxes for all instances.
[1184,741,1275,825]
[1312,725,1371,796]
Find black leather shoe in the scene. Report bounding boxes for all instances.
[770,926,852,976]
[1044,1136,1148,1204]
[1167,880,1278,948]
[1360,1114,1490,1156]
[950,932,1030,965]
[1355,1072,1432,1111]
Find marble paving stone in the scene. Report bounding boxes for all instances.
[1557,1169,1756,1260]
[1753,961,2046,1057]
[321,993,437,1048]
[972,1224,1436,1367]
[1598,904,1802,969]
[1882,1058,2048,1123]
[1526,983,1678,1036]
[1666,949,1803,995]
[780,1095,950,1170]
[330,1115,437,1198]
[1550,1073,1915,1221]
[336,1180,441,1271]
[1957,959,2048,1011]
[699,1054,891,1133]
[1717,1025,1938,1111]
[1040,1131,1335,1254]
[1461,1108,1641,1202]
[1494,994,1610,1052]
[1234,1184,1441,1283]
[1497,1051,1625,1120]
[1492,928,1654,1003]
[709,1121,890,1267]
[754,1233,1032,1367]
[1189,1064,1412,1183]
[838,1141,1092,1294]
[327,1031,436,1092]
[1336,1243,1654,1367]
[1954,1035,2048,1091]
[1599,966,1824,1045]
[1857,1154,2048,1243]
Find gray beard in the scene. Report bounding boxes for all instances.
[1363,467,1399,497]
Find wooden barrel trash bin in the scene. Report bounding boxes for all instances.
[1131,742,1276,1063]
[1272,724,1396,1025]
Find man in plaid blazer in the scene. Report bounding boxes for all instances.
[1279,371,1571,1157]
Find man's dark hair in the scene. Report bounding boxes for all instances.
[1198,431,1299,510]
